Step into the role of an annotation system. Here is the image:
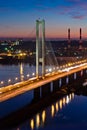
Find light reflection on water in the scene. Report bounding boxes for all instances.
[13,93,87,130]
[15,93,74,130]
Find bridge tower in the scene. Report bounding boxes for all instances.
[36,19,45,78]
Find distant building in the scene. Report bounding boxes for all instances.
[13,40,19,45]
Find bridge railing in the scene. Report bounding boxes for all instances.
[0,58,87,94]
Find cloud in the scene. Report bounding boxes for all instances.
[71,14,86,19]
[65,0,86,3]
[34,0,87,20]
[57,1,87,20]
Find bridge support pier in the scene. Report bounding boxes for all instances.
[41,83,51,97]
[34,88,40,101]
[53,80,59,91]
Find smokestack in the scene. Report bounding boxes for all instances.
[68,28,70,41]
[80,28,82,41]
[68,28,70,48]
[79,28,82,49]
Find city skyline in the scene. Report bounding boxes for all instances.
[0,0,87,39]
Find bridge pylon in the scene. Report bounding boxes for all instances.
[36,19,45,78]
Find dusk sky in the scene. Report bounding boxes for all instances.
[0,0,87,39]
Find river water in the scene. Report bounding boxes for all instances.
[0,63,36,86]
[17,94,87,130]
[0,64,87,130]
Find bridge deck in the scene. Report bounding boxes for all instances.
[0,63,87,102]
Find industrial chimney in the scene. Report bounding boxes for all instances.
[79,28,82,49]
[68,28,71,48]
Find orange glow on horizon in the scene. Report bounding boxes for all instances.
[0,27,87,39]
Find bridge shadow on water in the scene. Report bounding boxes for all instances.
[1,69,87,129]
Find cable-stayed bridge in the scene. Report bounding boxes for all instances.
[0,19,87,102]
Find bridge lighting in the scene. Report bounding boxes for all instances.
[15,77,18,80]
[56,67,59,69]
[49,68,52,72]
[8,79,11,83]
[53,67,55,70]
[0,88,2,93]
[45,69,48,72]
[0,81,4,84]
[27,74,29,77]
[32,73,35,76]
[68,63,71,66]
[66,68,69,72]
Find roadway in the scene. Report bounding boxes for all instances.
[0,63,87,102]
